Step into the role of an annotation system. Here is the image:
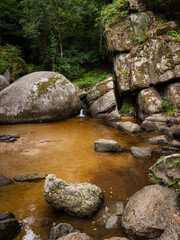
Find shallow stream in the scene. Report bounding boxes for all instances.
[0,117,159,239]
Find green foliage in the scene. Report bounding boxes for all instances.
[0,44,29,81]
[100,0,129,30]
[119,103,134,116]
[73,68,112,90]
[20,0,110,79]
[166,30,180,42]
[173,158,180,167]
[161,97,178,115]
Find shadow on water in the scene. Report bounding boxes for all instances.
[0,117,160,240]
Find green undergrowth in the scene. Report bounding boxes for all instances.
[119,103,134,116]
[100,0,129,31]
[73,68,112,90]
[0,44,29,81]
[161,97,179,115]
[166,30,180,42]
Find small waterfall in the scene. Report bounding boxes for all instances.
[78,109,85,117]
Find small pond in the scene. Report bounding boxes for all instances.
[0,117,159,239]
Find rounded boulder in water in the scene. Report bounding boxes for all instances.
[0,71,82,124]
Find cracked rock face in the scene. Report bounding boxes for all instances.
[114,39,180,95]
[0,71,82,124]
[44,174,104,217]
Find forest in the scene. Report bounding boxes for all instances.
[0,0,179,82]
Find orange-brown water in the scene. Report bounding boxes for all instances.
[0,117,159,240]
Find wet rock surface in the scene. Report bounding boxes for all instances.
[113,121,141,134]
[94,139,125,152]
[0,174,12,186]
[121,184,179,239]
[0,71,82,124]
[0,134,20,143]
[47,223,80,240]
[148,135,168,145]
[44,174,104,217]
[130,147,153,159]
[0,213,22,240]
[14,173,46,182]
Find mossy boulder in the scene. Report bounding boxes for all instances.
[0,71,82,124]
[44,174,104,217]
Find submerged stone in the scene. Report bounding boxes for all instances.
[47,223,80,240]
[94,139,125,152]
[14,173,46,182]
[0,174,12,186]
[130,147,153,159]
[148,135,168,145]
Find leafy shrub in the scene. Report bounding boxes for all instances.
[161,97,178,115]
[100,0,129,30]
[166,30,180,42]
[0,44,29,81]
[119,103,134,116]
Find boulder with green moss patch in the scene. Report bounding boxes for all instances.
[44,174,104,217]
[0,71,82,124]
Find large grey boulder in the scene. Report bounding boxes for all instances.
[0,213,22,240]
[94,139,125,152]
[47,223,79,240]
[130,147,153,159]
[0,71,82,124]
[44,174,104,217]
[57,232,93,240]
[0,75,9,91]
[121,184,178,239]
[86,77,120,120]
